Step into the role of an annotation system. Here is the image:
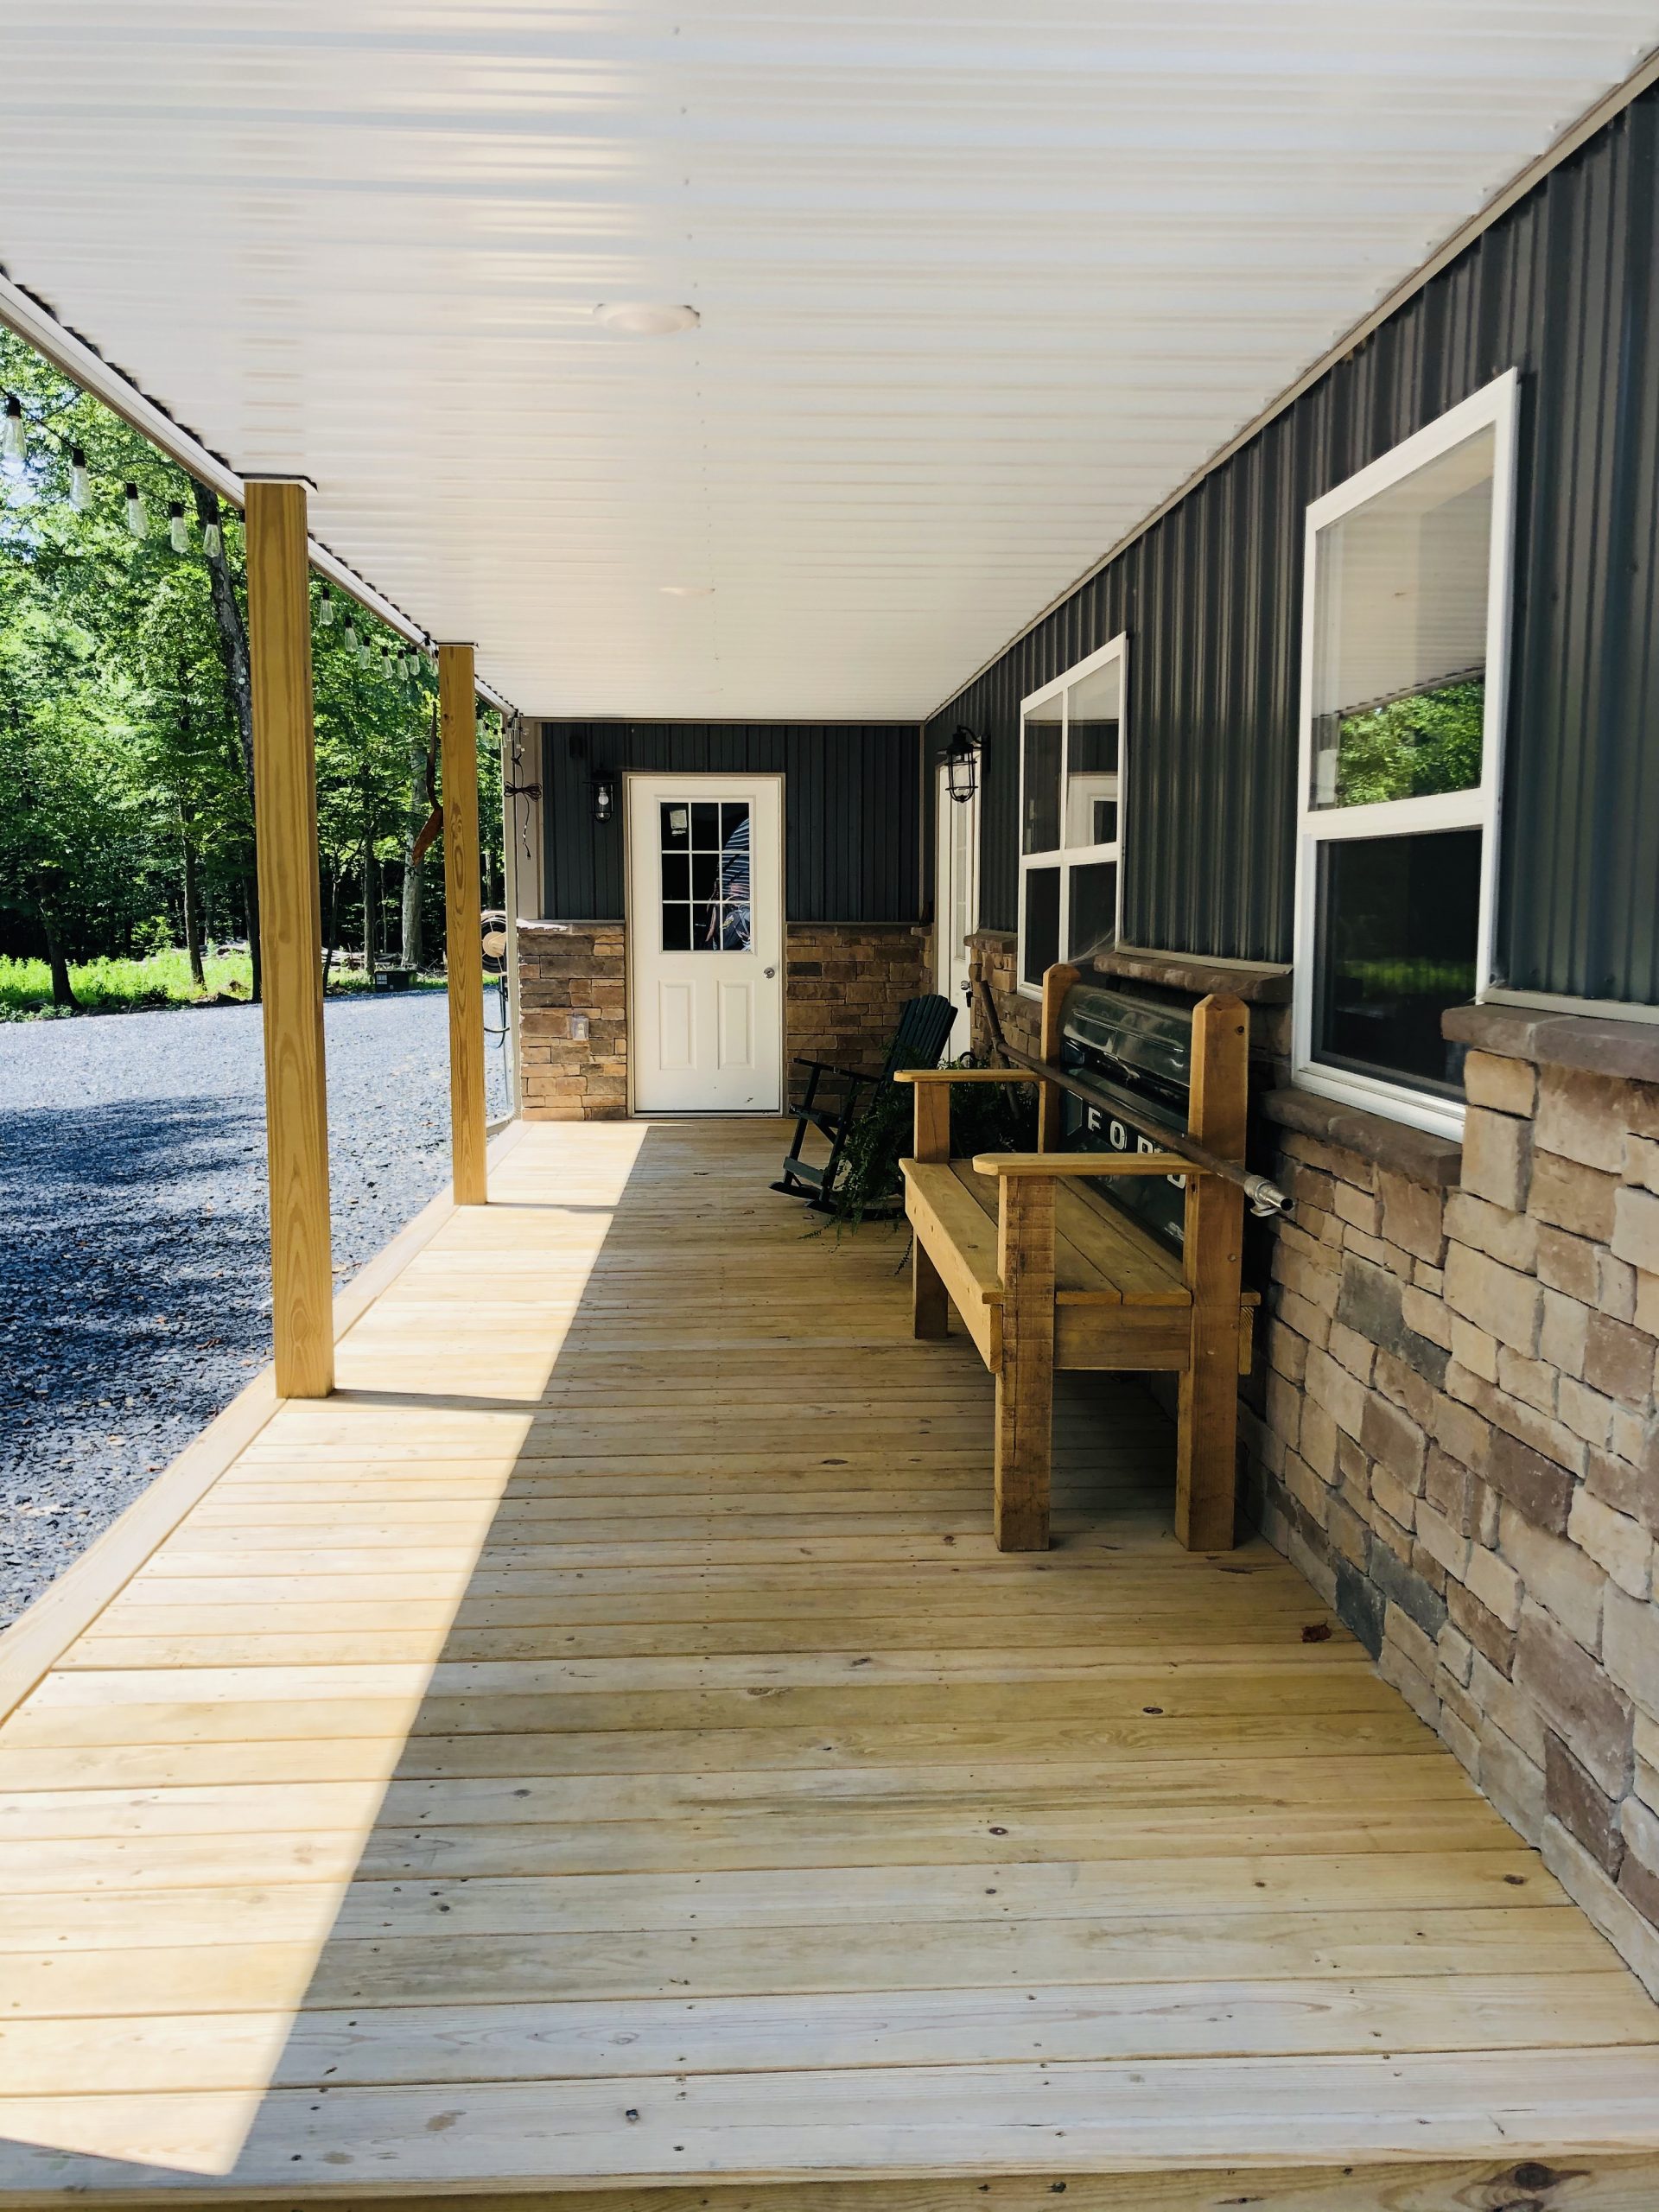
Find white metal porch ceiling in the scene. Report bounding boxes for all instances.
[3,4,1656,721]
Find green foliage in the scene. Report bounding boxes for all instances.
[0,325,505,1001]
[818,1060,1041,1230]
[0,948,252,1017]
[1332,678,1484,806]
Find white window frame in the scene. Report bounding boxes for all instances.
[1017,632,1128,998]
[1292,371,1518,1141]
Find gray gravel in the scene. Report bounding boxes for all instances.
[0,988,512,1626]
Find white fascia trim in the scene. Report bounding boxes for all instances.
[0,264,518,716]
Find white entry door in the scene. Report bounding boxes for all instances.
[935,764,980,1053]
[627,773,785,1113]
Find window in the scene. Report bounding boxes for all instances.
[1294,373,1517,1138]
[659,798,752,951]
[1018,636,1127,994]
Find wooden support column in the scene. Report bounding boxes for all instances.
[911,1079,951,1340]
[439,643,487,1206]
[1175,993,1249,1552]
[994,1173,1055,1551]
[1036,962,1079,1150]
[245,480,333,1399]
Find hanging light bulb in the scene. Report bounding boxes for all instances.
[201,512,222,559]
[124,481,148,538]
[404,646,421,679]
[317,586,336,627]
[358,628,373,670]
[168,499,190,555]
[343,617,360,656]
[68,446,91,510]
[3,396,25,463]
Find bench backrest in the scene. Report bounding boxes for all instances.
[1034,963,1248,1294]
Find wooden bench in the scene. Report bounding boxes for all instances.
[899,966,1256,1554]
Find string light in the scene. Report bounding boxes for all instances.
[1,394,465,703]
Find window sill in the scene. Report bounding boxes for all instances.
[1262,1085,1462,1190]
[1445,1000,1659,1084]
[1090,944,1293,1005]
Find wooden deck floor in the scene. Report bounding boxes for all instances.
[3,1118,1659,2207]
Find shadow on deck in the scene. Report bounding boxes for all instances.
[2,1120,1658,2207]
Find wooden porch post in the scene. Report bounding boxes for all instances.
[439,642,488,1205]
[245,480,333,1399]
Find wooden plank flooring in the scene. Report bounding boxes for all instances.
[1,1117,1657,2206]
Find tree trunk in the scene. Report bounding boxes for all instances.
[363,836,378,970]
[401,725,427,969]
[196,482,262,1000]
[39,901,77,1008]
[181,815,204,987]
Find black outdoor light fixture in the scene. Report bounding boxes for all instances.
[944,724,982,804]
[592,771,617,824]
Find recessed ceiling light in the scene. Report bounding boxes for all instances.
[594,302,700,337]
[660,584,715,597]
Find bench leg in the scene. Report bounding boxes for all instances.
[994,1175,1054,1552]
[1176,1310,1240,1552]
[912,1239,949,1339]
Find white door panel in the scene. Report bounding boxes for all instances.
[628,773,784,1113]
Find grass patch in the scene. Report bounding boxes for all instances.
[0,949,448,1019]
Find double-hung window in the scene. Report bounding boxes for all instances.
[1293,372,1517,1138]
[1018,634,1127,994]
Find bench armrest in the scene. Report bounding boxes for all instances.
[971,1150,1204,1179]
[894,1068,1039,1085]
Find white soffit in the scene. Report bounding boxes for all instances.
[2,3,1656,721]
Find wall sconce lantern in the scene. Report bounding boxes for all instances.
[592,772,617,824]
[944,724,982,804]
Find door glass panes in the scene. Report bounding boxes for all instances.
[1022,867,1061,987]
[1022,691,1063,854]
[1313,827,1480,1094]
[1065,658,1121,848]
[1068,861,1118,961]
[1311,427,1494,810]
[660,799,753,952]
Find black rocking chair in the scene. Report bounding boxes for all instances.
[773,992,958,1209]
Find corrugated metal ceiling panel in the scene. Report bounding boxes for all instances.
[2,3,1655,716]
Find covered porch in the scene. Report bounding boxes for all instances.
[1,1120,1656,2206]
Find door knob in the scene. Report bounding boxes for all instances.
[764,965,777,978]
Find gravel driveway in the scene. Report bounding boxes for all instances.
[1,988,512,1626]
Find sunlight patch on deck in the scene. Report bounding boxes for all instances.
[0,1126,651,2173]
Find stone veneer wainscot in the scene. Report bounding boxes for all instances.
[518,918,930,1122]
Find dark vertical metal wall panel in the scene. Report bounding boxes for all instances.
[538,721,922,924]
[927,89,1659,1003]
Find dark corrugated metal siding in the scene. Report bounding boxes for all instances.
[539,721,923,924]
[928,88,1659,1004]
